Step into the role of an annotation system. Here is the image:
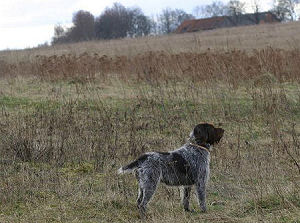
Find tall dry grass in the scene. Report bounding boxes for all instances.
[0,77,299,222]
[1,48,300,84]
[0,22,299,222]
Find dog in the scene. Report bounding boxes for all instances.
[118,123,224,215]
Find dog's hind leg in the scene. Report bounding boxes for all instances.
[138,185,158,216]
[181,186,192,211]
[137,169,160,216]
[137,186,144,207]
[136,172,144,207]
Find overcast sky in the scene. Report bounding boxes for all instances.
[0,0,273,50]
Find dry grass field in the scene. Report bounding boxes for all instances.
[0,22,300,222]
[2,20,300,61]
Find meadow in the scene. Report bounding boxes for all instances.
[0,22,299,222]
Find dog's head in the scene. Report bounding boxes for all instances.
[189,123,224,145]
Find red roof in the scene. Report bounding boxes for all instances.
[176,12,281,34]
[176,17,227,33]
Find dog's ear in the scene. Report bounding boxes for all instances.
[205,124,217,144]
[208,127,224,144]
[193,124,209,143]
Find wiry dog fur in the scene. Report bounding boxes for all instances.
[118,123,224,215]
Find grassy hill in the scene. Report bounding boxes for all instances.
[0,21,299,222]
[2,20,300,60]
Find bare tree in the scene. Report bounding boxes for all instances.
[226,0,246,25]
[175,9,195,25]
[52,24,67,44]
[252,0,261,24]
[149,15,159,35]
[194,1,229,18]
[127,7,152,37]
[227,0,246,16]
[252,0,261,13]
[54,24,65,38]
[158,8,194,34]
[158,8,174,34]
[272,0,299,21]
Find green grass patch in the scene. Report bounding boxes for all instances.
[0,96,61,111]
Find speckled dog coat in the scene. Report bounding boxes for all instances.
[118,123,224,214]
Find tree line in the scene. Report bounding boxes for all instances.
[194,0,299,21]
[52,3,194,44]
[52,0,299,44]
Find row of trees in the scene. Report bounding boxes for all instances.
[52,3,194,44]
[194,0,245,18]
[52,0,299,44]
[194,0,299,21]
[272,0,300,21]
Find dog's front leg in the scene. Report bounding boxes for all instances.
[181,186,192,211]
[196,182,207,212]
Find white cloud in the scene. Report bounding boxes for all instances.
[0,0,76,28]
[0,0,79,49]
[0,25,54,50]
[70,0,112,15]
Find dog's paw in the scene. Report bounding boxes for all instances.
[184,208,196,213]
[201,208,207,213]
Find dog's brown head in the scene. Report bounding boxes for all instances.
[190,123,224,145]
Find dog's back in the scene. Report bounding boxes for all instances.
[118,144,210,186]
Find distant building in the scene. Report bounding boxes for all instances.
[175,12,281,34]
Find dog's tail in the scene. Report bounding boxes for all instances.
[117,154,149,174]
